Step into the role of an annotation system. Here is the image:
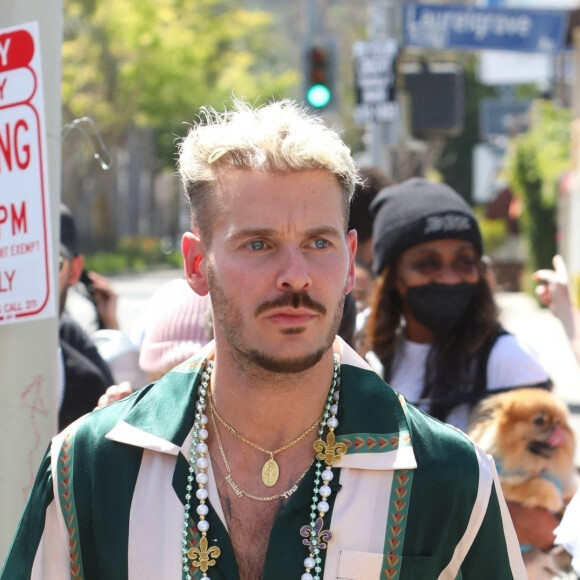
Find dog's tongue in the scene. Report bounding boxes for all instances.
[547,426,565,447]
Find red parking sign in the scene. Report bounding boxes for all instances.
[0,22,54,325]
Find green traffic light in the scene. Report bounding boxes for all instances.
[306,84,331,109]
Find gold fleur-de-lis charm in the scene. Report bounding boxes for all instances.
[313,430,347,466]
[187,535,221,573]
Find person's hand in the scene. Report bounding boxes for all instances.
[533,255,572,322]
[506,501,558,550]
[87,271,120,329]
[95,381,132,409]
[533,255,580,364]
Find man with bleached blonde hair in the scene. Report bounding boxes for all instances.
[2,98,525,580]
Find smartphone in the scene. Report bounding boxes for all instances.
[79,270,97,306]
[79,270,106,329]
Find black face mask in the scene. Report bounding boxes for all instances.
[403,282,477,336]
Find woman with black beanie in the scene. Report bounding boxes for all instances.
[362,177,550,430]
[360,177,561,569]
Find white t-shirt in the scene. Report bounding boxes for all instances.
[366,333,549,432]
[555,488,580,576]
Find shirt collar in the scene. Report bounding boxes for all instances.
[106,339,417,470]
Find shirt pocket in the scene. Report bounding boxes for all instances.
[337,550,436,580]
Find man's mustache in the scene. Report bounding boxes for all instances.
[255,292,327,317]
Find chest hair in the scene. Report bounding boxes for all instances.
[215,468,286,580]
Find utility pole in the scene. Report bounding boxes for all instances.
[303,0,337,115]
[0,0,62,561]
[367,0,401,176]
[304,0,321,43]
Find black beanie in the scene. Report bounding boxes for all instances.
[370,178,482,275]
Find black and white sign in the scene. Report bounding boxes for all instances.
[353,39,400,124]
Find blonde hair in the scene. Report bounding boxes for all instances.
[178,98,360,242]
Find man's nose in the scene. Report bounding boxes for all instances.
[275,247,312,292]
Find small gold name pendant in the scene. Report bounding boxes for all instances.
[262,457,280,487]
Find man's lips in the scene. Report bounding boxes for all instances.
[263,309,319,325]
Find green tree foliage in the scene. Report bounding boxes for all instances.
[505,100,572,271]
[62,0,300,165]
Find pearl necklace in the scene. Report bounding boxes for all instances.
[182,355,344,580]
[182,360,216,580]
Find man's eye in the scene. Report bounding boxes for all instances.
[311,239,330,249]
[247,240,266,251]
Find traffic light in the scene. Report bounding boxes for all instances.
[305,45,333,110]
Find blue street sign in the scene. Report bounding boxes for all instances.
[403,3,568,54]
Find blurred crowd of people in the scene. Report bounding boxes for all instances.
[57,204,214,418]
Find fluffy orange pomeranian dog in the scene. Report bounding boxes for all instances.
[468,388,578,513]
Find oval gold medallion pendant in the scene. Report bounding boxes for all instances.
[262,458,280,487]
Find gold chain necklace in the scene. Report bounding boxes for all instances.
[208,394,321,487]
[209,403,312,501]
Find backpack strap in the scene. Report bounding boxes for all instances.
[472,325,508,398]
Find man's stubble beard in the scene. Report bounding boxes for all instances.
[206,263,345,375]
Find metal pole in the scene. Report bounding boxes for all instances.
[368,1,385,169]
[304,0,320,41]
[0,0,62,560]
[367,0,400,175]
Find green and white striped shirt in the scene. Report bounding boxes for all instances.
[2,339,526,580]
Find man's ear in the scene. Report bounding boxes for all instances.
[68,255,84,287]
[182,231,209,296]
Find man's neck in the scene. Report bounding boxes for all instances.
[209,343,337,449]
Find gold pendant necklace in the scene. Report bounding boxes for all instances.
[210,403,312,501]
[262,455,280,487]
[209,394,321,487]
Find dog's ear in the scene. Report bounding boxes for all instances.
[467,401,495,439]
[469,395,501,426]
[467,393,514,443]
[473,405,495,425]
